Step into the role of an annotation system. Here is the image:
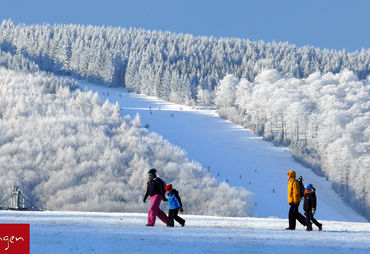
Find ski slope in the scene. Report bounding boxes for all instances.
[80,82,366,222]
[1,210,369,254]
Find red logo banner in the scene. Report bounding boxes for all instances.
[0,224,29,254]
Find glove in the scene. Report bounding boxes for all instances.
[179,207,184,213]
[143,198,146,203]
[162,197,168,202]
[312,208,315,215]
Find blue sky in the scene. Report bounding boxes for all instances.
[1,0,369,52]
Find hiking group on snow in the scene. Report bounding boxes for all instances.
[143,168,185,227]
[287,170,322,231]
[143,168,322,231]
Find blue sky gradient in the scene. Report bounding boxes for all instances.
[1,0,369,52]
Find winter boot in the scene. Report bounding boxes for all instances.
[318,224,322,231]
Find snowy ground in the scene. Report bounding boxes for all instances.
[1,210,369,254]
[80,82,366,223]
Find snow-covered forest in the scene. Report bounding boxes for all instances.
[214,70,369,219]
[0,67,252,216]
[0,19,369,105]
[0,46,40,73]
[0,19,368,219]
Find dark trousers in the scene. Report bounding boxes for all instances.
[167,209,185,227]
[288,203,306,229]
[304,210,322,229]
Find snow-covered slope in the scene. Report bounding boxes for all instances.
[0,69,252,216]
[1,210,369,254]
[80,82,366,222]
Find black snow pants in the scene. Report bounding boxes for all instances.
[304,210,322,230]
[167,209,185,227]
[288,203,307,229]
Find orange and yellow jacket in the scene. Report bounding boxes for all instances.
[287,170,301,204]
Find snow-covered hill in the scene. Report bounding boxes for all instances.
[0,69,251,216]
[1,210,369,254]
[80,81,367,222]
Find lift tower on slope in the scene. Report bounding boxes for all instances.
[0,185,37,210]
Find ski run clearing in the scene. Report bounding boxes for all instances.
[1,210,369,254]
[80,81,366,222]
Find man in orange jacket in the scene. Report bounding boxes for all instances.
[286,170,307,230]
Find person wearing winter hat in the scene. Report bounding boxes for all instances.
[143,168,168,226]
[286,170,307,230]
[303,184,323,231]
[165,184,185,227]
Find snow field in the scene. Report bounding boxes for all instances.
[1,210,369,254]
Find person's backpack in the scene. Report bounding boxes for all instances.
[155,177,166,195]
[297,176,305,198]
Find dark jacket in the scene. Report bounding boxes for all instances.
[303,187,317,211]
[167,189,183,210]
[144,176,166,201]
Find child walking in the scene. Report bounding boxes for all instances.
[303,184,323,231]
[165,184,185,227]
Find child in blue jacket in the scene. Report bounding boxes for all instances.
[303,184,322,231]
[165,184,185,227]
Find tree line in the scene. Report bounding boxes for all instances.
[0,19,369,106]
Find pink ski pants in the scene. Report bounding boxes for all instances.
[147,194,168,226]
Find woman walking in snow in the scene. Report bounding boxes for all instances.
[143,168,168,226]
[165,184,185,227]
